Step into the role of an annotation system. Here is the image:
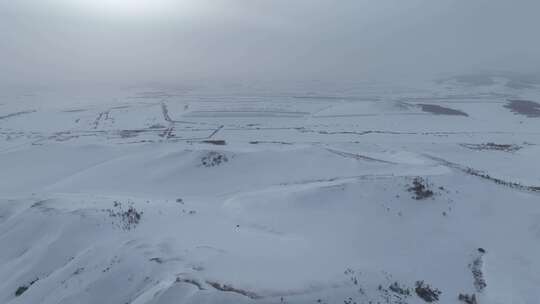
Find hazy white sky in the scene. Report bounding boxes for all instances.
[1,0,539,87]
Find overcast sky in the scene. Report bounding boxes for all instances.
[1,0,539,87]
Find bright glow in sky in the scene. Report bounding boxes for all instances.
[62,0,198,19]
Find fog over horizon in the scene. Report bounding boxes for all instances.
[2,0,540,88]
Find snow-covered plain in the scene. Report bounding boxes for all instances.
[1,77,540,304]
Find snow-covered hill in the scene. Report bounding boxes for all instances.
[1,79,540,304]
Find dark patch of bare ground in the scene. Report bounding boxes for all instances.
[456,249,486,304]
[201,151,229,167]
[389,282,411,296]
[380,282,412,303]
[504,100,540,118]
[470,249,487,292]
[201,140,227,146]
[206,281,262,299]
[419,104,469,117]
[460,142,522,152]
[377,281,412,304]
[415,281,441,303]
[408,177,435,200]
[458,293,478,304]
[103,201,142,230]
[15,278,39,297]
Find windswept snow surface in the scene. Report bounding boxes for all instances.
[1,79,540,304]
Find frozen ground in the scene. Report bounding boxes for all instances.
[1,76,540,304]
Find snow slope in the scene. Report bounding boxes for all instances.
[1,79,540,304]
